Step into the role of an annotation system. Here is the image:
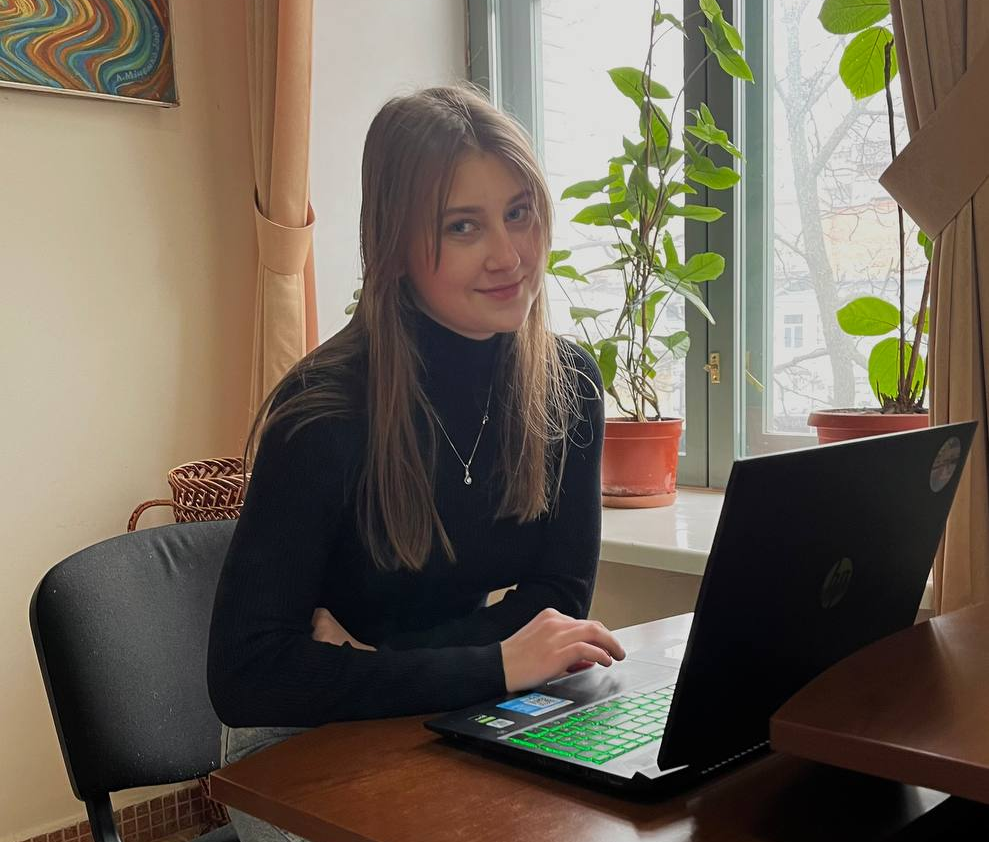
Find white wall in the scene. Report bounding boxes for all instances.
[0,2,255,839]
[310,0,468,339]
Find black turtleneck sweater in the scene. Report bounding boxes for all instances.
[207,310,604,728]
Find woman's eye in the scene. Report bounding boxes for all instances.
[507,204,532,223]
[446,219,478,235]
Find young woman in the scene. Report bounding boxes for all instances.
[208,85,625,840]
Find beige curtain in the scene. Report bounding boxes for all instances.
[246,0,318,421]
[881,1,989,612]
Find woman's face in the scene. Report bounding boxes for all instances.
[406,152,543,340]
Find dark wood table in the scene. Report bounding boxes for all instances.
[211,615,963,842]
[771,601,989,804]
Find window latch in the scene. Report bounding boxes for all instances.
[704,352,721,385]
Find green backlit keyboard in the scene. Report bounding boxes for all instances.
[506,684,676,765]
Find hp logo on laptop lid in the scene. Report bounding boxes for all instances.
[821,558,854,609]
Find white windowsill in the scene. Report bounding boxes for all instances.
[600,487,934,611]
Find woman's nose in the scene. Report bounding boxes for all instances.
[484,224,522,273]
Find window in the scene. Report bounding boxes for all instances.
[470,0,921,482]
[540,0,687,423]
[740,0,925,457]
[783,314,803,349]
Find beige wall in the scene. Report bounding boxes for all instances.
[0,2,470,840]
[0,2,679,839]
[0,1,255,839]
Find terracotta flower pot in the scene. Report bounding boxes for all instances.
[601,418,683,508]
[807,409,929,445]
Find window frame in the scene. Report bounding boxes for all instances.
[467,0,744,487]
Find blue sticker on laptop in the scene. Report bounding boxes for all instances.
[497,693,573,716]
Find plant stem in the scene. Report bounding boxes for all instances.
[904,260,931,407]
[883,39,907,407]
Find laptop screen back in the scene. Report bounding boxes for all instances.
[657,422,976,770]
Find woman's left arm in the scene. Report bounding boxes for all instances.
[381,343,605,650]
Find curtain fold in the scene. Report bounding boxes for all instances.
[881,0,989,612]
[245,0,318,423]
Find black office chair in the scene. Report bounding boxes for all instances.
[30,520,239,842]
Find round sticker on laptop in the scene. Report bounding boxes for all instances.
[930,436,962,493]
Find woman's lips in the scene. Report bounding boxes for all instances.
[478,280,523,301]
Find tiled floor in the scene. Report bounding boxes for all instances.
[20,785,227,842]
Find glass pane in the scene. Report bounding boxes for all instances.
[539,0,686,421]
[740,0,927,456]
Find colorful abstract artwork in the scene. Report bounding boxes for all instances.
[0,0,176,106]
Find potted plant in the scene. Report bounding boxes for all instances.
[807,0,931,444]
[548,0,750,507]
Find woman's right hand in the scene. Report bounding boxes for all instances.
[500,608,626,693]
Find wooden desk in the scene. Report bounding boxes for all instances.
[771,601,989,804]
[211,616,953,842]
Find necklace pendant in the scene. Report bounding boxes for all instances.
[464,468,473,486]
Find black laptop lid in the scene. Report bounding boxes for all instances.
[657,422,976,771]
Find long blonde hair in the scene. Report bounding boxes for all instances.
[245,85,592,573]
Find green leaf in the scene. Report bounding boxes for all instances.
[630,289,668,336]
[912,309,930,335]
[640,101,671,153]
[685,156,740,190]
[344,302,357,315]
[547,249,571,268]
[549,264,589,283]
[868,337,925,403]
[918,229,934,261]
[607,161,627,205]
[699,25,754,83]
[655,331,691,359]
[702,27,754,83]
[679,282,717,324]
[653,10,685,32]
[685,123,743,158]
[661,146,685,169]
[608,67,674,108]
[572,201,632,227]
[666,203,725,222]
[836,295,900,336]
[664,181,697,199]
[699,0,745,51]
[659,273,716,323]
[569,306,613,323]
[597,335,631,347]
[662,231,680,268]
[672,252,726,282]
[628,164,657,216]
[577,339,596,359]
[819,0,890,35]
[698,0,721,21]
[598,341,619,389]
[585,258,631,275]
[561,176,615,200]
[839,27,898,99]
[352,288,361,300]
[622,136,647,165]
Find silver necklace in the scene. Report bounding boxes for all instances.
[430,378,494,486]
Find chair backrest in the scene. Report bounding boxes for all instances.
[30,520,236,801]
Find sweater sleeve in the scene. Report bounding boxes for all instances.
[380,342,605,651]
[207,401,506,728]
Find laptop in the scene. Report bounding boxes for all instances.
[426,422,977,794]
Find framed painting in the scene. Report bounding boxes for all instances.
[0,0,177,106]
